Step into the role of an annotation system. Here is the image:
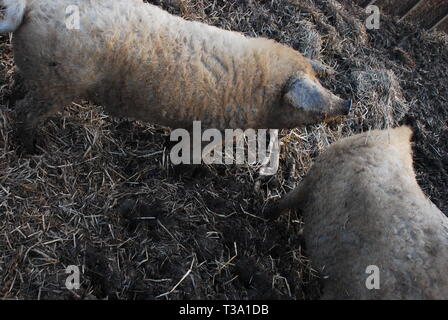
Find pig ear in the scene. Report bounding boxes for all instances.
[283,77,321,111]
[309,59,335,76]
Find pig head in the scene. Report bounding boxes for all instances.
[271,74,352,129]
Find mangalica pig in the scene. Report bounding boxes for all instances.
[0,0,351,151]
[267,126,448,300]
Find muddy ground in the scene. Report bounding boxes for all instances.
[0,0,447,299]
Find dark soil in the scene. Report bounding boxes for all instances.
[0,0,446,300]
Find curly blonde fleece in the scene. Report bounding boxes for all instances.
[272,126,448,299]
[6,0,322,133]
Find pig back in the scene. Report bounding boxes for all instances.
[301,127,448,299]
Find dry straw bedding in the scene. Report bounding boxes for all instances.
[0,0,447,299]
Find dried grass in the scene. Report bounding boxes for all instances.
[0,0,447,300]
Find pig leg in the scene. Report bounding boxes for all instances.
[264,184,307,220]
[15,93,64,153]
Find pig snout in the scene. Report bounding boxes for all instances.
[281,76,352,128]
[285,77,351,115]
[329,97,352,117]
[322,88,352,120]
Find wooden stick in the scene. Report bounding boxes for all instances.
[430,11,448,31]
[399,0,424,22]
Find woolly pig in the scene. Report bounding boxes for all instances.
[0,0,351,151]
[267,126,448,300]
